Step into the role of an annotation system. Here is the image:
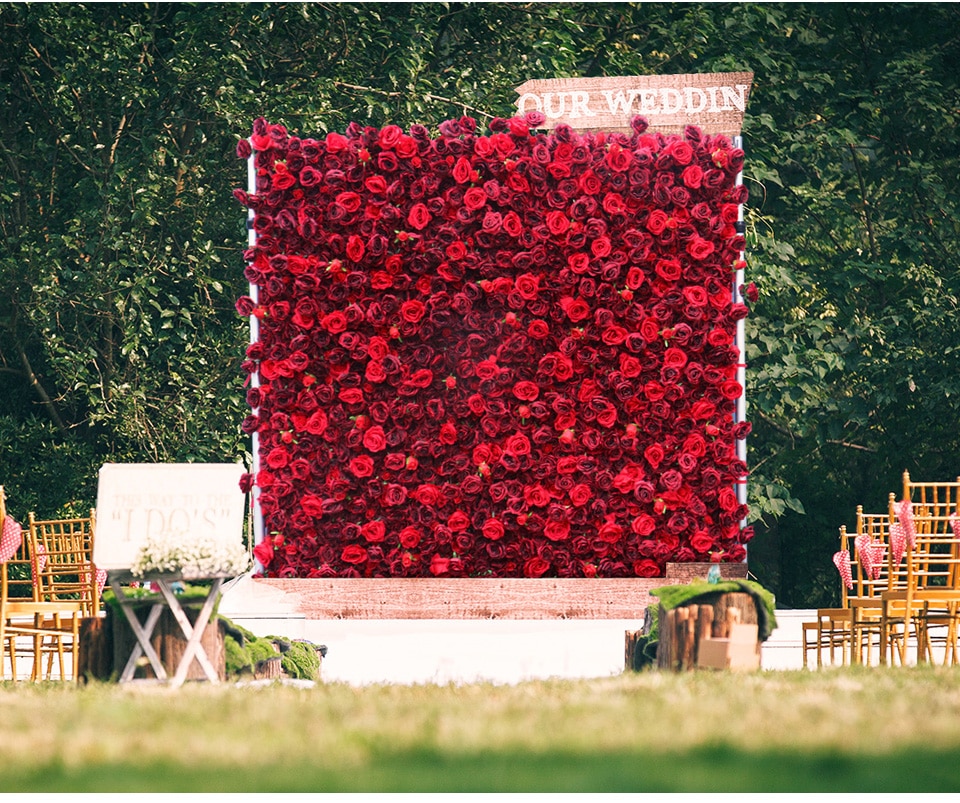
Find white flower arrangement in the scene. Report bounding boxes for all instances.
[131,530,251,579]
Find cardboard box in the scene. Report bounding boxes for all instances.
[696,623,761,671]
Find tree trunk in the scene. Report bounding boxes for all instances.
[78,615,113,683]
[656,592,758,671]
[110,604,226,682]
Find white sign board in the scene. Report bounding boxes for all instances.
[515,72,753,136]
[94,463,246,571]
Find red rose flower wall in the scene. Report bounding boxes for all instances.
[234,113,753,579]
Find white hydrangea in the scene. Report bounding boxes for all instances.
[131,531,251,579]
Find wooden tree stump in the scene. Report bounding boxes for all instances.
[656,592,758,671]
[254,655,283,680]
[109,604,226,682]
[78,616,113,683]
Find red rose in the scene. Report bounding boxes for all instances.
[252,539,274,568]
[346,235,365,262]
[429,554,452,576]
[504,432,531,457]
[681,165,704,189]
[482,518,505,541]
[655,258,682,282]
[341,545,368,564]
[502,211,523,238]
[690,530,716,554]
[363,425,387,452]
[523,484,552,507]
[512,381,539,401]
[718,486,739,512]
[475,359,500,380]
[412,483,444,506]
[664,347,688,370]
[633,559,661,578]
[445,241,467,262]
[400,300,426,323]
[439,421,458,445]
[382,484,408,506]
[666,139,693,165]
[687,238,715,260]
[527,320,550,339]
[546,211,569,235]
[559,297,590,322]
[646,209,669,235]
[378,124,402,149]
[596,404,618,429]
[365,361,387,383]
[408,203,432,231]
[348,455,375,477]
[305,410,328,435]
[266,447,289,470]
[399,526,421,548]
[568,484,592,507]
[463,187,487,211]
[361,521,386,543]
[579,170,602,195]
[515,273,539,300]
[639,318,660,342]
[601,325,628,345]
[523,556,551,578]
[320,311,348,334]
[631,514,656,536]
[452,156,474,184]
[604,142,633,172]
[544,518,571,542]
[720,380,743,400]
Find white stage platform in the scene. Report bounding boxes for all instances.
[217,576,812,685]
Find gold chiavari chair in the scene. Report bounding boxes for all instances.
[803,524,854,669]
[27,511,101,682]
[848,498,911,665]
[1,487,84,681]
[886,471,960,664]
[881,474,960,666]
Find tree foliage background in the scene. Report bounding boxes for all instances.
[1,2,958,606]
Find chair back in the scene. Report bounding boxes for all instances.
[902,471,960,534]
[899,472,960,591]
[27,511,100,617]
[854,497,905,599]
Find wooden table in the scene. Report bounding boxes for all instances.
[108,571,227,687]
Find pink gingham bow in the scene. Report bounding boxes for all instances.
[855,534,886,581]
[832,550,853,590]
[0,514,22,564]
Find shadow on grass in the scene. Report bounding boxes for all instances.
[8,745,960,793]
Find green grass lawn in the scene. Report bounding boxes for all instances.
[3,665,960,792]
